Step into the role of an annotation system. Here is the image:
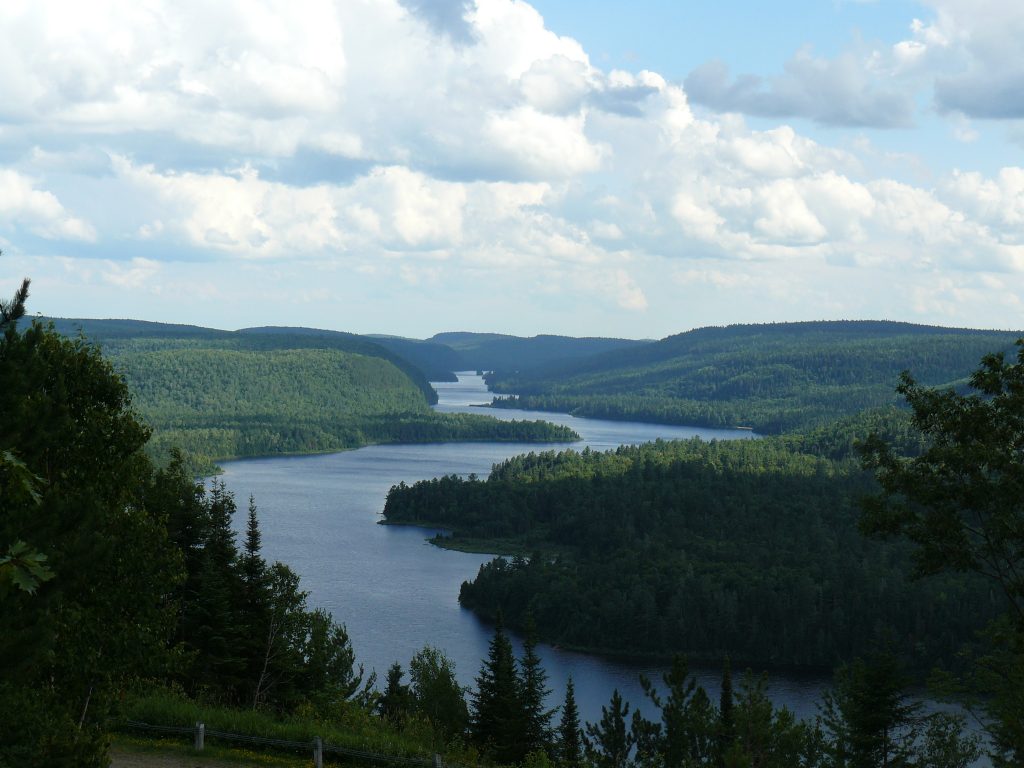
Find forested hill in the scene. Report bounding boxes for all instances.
[43,318,579,472]
[426,331,651,374]
[488,320,1022,434]
[50,318,439,403]
[363,334,466,381]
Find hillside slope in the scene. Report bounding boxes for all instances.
[488,320,1022,433]
[46,318,579,470]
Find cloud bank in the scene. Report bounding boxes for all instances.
[0,0,1021,335]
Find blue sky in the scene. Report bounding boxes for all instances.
[1,0,1022,338]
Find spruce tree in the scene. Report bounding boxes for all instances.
[239,495,273,708]
[189,481,246,698]
[819,648,920,768]
[471,613,524,764]
[241,495,265,586]
[557,676,583,768]
[520,614,554,755]
[379,662,412,724]
[718,656,734,766]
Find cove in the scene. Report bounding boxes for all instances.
[218,373,829,725]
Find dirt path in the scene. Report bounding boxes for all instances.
[110,747,238,767]
[109,743,308,768]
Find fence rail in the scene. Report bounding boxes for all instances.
[119,719,449,767]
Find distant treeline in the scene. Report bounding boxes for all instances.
[45,321,579,472]
[487,321,1022,434]
[383,413,998,669]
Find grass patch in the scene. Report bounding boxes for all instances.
[110,734,311,766]
[118,687,481,767]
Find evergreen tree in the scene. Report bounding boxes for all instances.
[718,657,735,765]
[188,480,246,698]
[0,309,180,767]
[557,676,583,768]
[727,672,819,768]
[632,655,716,768]
[379,662,413,724]
[585,689,634,768]
[241,495,265,586]
[819,649,920,768]
[521,614,555,755]
[298,608,370,711]
[239,495,272,707]
[0,269,29,330]
[471,614,524,764]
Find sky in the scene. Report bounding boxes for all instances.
[0,0,1022,339]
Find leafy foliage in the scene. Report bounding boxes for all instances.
[860,339,1024,765]
[409,646,470,742]
[0,318,180,767]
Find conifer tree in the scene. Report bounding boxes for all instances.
[0,264,29,331]
[239,495,273,708]
[585,689,634,768]
[819,649,919,768]
[471,613,524,764]
[379,662,412,724]
[633,655,716,768]
[718,656,735,765]
[189,481,246,697]
[520,614,554,755]
[241,495,265,586]
[557,676,583,768]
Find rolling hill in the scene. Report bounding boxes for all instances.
[44,318,579,471]
[487,320,1023,433]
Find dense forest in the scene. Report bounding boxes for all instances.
[383,425,997,669]
[487,320,1021,434]
[46,319,578,472]
[5,284,1022,765]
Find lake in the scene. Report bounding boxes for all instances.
[218,373,835,725]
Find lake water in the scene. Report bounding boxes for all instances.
[216,374,839,725]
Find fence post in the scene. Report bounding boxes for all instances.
[313,736,323,768]
[434,753,443,768]
[194,721,205,751]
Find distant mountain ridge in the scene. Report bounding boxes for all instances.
[424,331,650,374]
[488,319,1023,434]
[39,317,580,470]
[45,318,650,383]
[48,317,439,404]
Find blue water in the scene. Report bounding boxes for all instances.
[215,373,932,734]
